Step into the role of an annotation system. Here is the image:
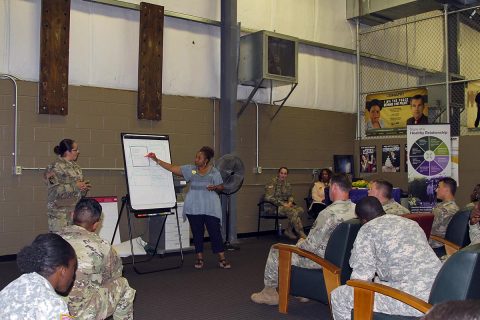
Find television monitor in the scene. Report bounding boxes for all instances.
[239,30,298,86]
[333,155,354,175]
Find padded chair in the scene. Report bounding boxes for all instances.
[347,243,480,320]
[430,208,471,256]
[257,199,287,236]
[273,219,361,313]
[402,213,434,238]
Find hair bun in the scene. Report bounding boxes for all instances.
[53,145,61,155]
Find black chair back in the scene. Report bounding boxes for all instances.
[290,218,361,304]
[325,219,362,284]
[429,243,480,305]
[444,209,471,247]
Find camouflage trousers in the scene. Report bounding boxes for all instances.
[70,277,136,320]
[263,245,322,288]
[278,205,304,234]
[47,208,74,233]
[331,284,425,320]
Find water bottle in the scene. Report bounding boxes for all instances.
[278,223,282,236]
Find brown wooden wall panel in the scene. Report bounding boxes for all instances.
[39,0,70,115]
[138,2,164,121]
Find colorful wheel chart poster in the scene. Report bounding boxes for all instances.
[407,124,451,212]
[409,136,450,176]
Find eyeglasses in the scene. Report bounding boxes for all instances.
[71,149,79,152]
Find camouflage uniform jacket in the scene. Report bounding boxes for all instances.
[429,200,459,248]
[45,156,86,211]
[470,223,480,245]
[298,200,356,261]
[59,225,123,313]
[382,199,409,216]
[350,214,441,299]
[265,176,294,205]
[264,176,295,213]
[0,272,73,319]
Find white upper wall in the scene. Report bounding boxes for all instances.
[0,0,357,113]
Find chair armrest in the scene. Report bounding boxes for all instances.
[273,243,341,314]
[347,279,432,319]
[429,235,461,255]
[274,243,340,272]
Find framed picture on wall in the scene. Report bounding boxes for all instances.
[359,146,377,173]
[334,155,354,175]
[382,144,400,173]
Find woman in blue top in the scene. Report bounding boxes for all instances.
[146,146,231,269]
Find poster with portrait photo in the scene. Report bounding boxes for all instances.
[466,80,480,129]
[365,88,428,135]
[359,146,377,173]
[382,145,400,173]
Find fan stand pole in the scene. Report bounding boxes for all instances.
[224,194,240,251]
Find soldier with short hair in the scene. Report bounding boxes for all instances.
[44,138,91,232]
[58,198,135,320]
[368,179,409,215]
[0,233,76,319]
[429,177,459,249]
[264,167,306,240]
[251,173,356,305]
[331,197,441,320]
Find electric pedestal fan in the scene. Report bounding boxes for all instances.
[215,154,245,250]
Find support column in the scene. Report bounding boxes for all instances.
[220,0,238,243]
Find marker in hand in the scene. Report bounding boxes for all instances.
[145,152,156,159]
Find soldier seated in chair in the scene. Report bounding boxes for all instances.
[58,198,136,320]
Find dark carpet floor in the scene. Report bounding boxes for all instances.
[0,235,332,320]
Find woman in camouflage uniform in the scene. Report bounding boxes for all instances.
[44,138,91,232]
[264,167,306,239]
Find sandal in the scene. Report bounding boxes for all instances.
[194,258,204,269]
[218,259,231,269]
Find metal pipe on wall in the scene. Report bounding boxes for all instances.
[1,74,18,174]
[212,97,216,151]
[444,4,450,124]
[22,167,125,171]
[255,100,259,169]
[356,19,361,140]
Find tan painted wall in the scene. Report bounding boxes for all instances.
[0,79,356,255]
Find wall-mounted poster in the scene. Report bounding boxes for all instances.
[466,80,480,129]
[407,124,451,212]
[359,146,377,173]
[382,145,400,173]
[365,88,428,135]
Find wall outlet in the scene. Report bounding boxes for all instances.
[15,166,22,175]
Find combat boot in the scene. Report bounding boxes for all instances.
[283,224,297,240]
[292,219,306,239]
[251,286,279,305]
